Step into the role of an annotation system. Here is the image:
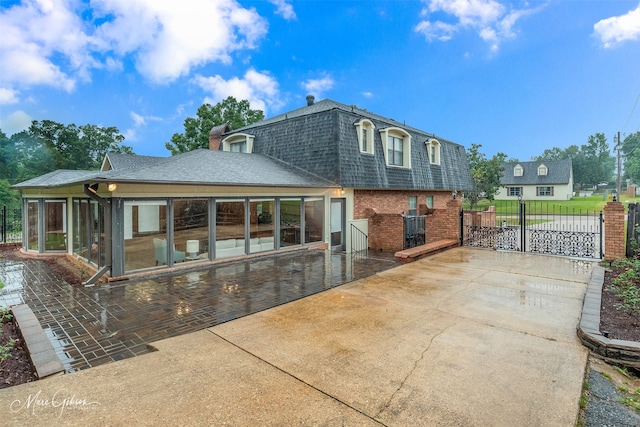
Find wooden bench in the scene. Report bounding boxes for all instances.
[394,239,459,263]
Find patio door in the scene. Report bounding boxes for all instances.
[330,198,345,252]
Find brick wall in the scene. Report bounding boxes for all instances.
[354,190,452,219]
[368,213,405,252]
[426,199,462,243]
[604,202,625,261]
[356,190,461,251]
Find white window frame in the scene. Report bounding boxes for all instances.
[514,164,523,177]
[355,119,375,154]
[426,138,441,165]
[538,164,548,176]
[222,133,255,153]
[380,127,411,168]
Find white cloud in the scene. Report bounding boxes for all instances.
[0,88,20,105]
[269,0,296,20]
[92,0,269,83]
[0,0,269,91]
[594,3,640,48]
[301,75,334,99]
[0,0,91,91]
[193,69,282,114]
[415,0,543,52]
[0,110,33,135]
[130,111,146,126]
[362,91,374,98]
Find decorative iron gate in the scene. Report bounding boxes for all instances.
[403,215,426,249]
[461,201,603,259]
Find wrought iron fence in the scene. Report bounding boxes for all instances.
[462,200,602,259]
[403,215,426,249]
[1,205,22,243]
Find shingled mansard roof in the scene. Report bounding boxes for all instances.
[13,149,335,189]
[228,98,474,191]
[500,159,572,186]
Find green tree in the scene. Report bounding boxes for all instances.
[579,133,615,188]
[622,131,640,183]
[465,144,507,210]
[165,97,264,155]
[28,120,131,171]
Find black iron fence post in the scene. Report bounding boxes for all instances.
[519,200,526,252]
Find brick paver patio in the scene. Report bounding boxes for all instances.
[0,250,398,372]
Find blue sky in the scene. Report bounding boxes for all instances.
[1,0,639,161]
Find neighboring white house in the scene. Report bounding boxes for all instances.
[495,159,573,201]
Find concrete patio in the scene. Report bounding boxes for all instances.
[1,247,593,426]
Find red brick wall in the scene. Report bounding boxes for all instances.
[354,190,452,218]
[356,190,461,251]
[368,213,405,252]
[426,199,462,243]
[604,202,625,261]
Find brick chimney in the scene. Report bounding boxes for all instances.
[209,123,231,150]
[306,95,315,106]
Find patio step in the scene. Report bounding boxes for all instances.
[11,304,65,379]
[394,239,459,263]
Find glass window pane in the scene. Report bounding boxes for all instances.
[216,200,245,259]
[44,200,67,251]
[304,198,324,243]
[280,198,301,247]
[27,200,38,251]
[124,200,168,272]
[249,199,275,253]
[174,199,209,262]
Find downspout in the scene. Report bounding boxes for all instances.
[83,183,112,286]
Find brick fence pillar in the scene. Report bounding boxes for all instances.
[426,199,462,243]
[604,201,625,261]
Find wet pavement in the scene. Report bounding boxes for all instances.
[0,249,398,372]
[1,248,594,426]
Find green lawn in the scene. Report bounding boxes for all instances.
[466,194,636,214]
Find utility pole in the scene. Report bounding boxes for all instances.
[616,131,621,200]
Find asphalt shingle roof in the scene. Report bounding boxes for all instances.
[13,150,335,189]
[500,159,572,185]
[229,99,474,191]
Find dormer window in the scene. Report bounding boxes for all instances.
[426,138,440,165]
[514,164,523,177]
[355,119,375,154]
[538,164,548,176]
[380,127,411,168]
[222,133,255,153]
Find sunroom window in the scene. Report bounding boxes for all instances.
[222,133,255,153]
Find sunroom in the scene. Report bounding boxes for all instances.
[14,150,338,283]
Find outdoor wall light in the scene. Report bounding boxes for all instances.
[340,187,345,195]
[107,183,117,192]
[452,189,457,200]
[518,194,523,202]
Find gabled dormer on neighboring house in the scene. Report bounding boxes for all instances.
[496,159,573,200]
